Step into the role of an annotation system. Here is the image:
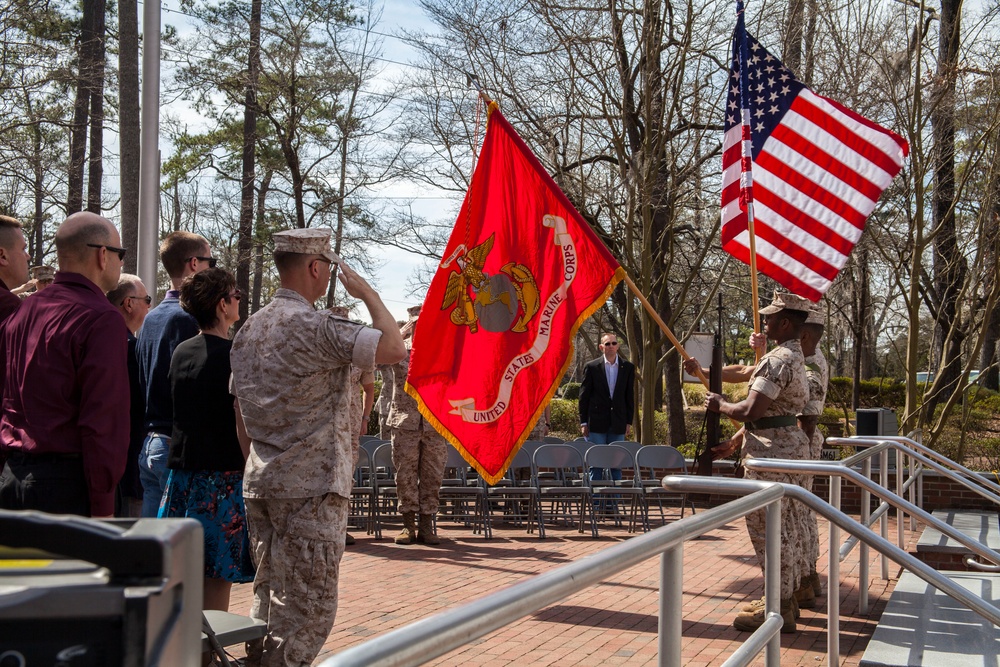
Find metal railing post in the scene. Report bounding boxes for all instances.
[860,458,870,614]
[660,545,683,667]
[828,475,841,666]
[880,447,890,580]
[897,453,905,552]
[765,501,781,667]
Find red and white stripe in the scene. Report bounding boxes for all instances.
[721,88,909,301]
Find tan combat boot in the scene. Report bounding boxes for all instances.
[743,594,803,618]
[807,570,822,596]
[417,513,440,545]
[794,581,817,609]
[733,596,797,633]
[395,512,417,545]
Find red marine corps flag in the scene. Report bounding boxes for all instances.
[405,104,624,484]
[721,0,908,301]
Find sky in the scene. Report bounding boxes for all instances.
[155,0,452,324]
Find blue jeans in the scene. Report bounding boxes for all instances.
[139,432,171,517]
[588,431,624,481]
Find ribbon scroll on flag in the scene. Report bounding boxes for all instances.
[405,107,624,484]
[721,0,909,301]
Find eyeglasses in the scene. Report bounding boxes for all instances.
[603,341,619,346]
[125,295,152,305]
[87,244,127,261]
[225,289,242,301]
[188,256,218,268]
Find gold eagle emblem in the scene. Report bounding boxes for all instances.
[441,233,540,334]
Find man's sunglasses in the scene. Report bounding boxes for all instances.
[603,341,619,346]
[125,295,152,305]
[188,256,218,268]
[87,244,127,261]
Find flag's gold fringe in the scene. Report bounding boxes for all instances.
[403,266,626,486]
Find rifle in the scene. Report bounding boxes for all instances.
[694,293,724,477]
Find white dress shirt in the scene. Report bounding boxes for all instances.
[604,355,619,396]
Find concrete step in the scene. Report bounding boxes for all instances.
[860,571,1000,667]
[915,509,1000,570]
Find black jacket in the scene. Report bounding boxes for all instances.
[578,355,635,435]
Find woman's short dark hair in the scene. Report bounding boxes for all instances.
[179,267,236,329]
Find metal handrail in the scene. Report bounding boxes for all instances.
[318,485,788,667]
[660,476,1000,667]
[745,455,1000,569]
[826,436,1000,570]
[321,470,1000,667]
[831,435,1000,503]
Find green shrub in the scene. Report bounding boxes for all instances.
[560,382,581,400]
[682,382,706,406]
[549,398,579,435]
[826,376,906,410]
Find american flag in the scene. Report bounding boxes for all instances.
[721,1,909,301]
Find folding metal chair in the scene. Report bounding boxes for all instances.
[585,444,644,532]
[486,447,545,537]
[532,444,597,537]
[635,445,696,530]
[349,446,380,538]
[438,446,493,538]
[372,442,399,526]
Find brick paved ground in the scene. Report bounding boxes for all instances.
[226,511,913,666]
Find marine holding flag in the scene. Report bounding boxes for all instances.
[404,105,624,484]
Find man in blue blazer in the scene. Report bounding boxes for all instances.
[578,332,635,480]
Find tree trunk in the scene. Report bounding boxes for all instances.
[25,93,44,265]
[118,0,140,273]
[86,0,106,213]
[172,180,181,232]
[783,0,805,74]
[67,0,98,214]
[982,306,1000,391]
[802,0,818,85]
[251,169,272,318]
[859,245,875,379]
[236,0,262,326]
[664,350,685,447]
[326,121,351,308]
[981,140,1000,391]
[926,0,965,418]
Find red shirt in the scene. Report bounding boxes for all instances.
[0,279,20,326]
[0,272,129,516]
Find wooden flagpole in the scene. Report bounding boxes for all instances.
[621,272,711,390]
[746,204,763,363]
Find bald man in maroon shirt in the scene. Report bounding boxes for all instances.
[0,212,129,517]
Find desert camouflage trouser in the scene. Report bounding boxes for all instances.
[742,425,811,600]
[245,493,348,667]
[798,429,824,580]
[392,427,448,515]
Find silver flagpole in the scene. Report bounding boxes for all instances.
[137,0,161,299]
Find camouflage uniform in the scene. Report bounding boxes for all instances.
[231,287,380,667]
[798,348,829,581]
[387,339,448,516]
[742,338,810,600]
[376,366,392,440]
[349,364,376,463]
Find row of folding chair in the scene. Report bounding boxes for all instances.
[349,439,693,540]
[350,441,493,540]
[488,442,695,537]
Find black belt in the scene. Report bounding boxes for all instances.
[747,415,798,431]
